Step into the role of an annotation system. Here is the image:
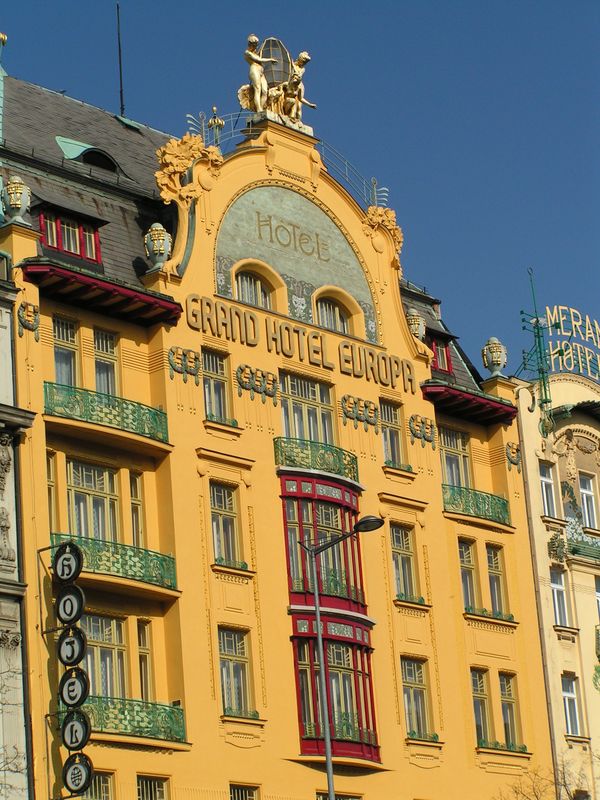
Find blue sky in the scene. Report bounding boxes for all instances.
[2,1,599,375]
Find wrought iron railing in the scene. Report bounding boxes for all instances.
[205,412,239,428]
[407,730,439,742]
[215,557,249,571]
[302,716,376,745]
[50,534,177,590]
[273,437,359,483]
[223,707,259,720]
[477,738,528,753]
[44,382,168,443]
[298,568,364,603]
[464,606,514,622]
[442,484,510,526]
[396,592,426,605]
[81,695,185,742]
[384,460,414,472]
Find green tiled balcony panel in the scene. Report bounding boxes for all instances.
[82,695,185,742]
[50,533,177,590]
[44,382,168,443]
[273,437,359,483]
[568,539,600,562]
[442,484,510,526]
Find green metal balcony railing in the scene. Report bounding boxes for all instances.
[80,695,185,742]
[407,730,439,743]
[464,606,514,622]
[51,534,177,591]
[477,739,528,753]
[223,707,259,720]
[442,484,510,526]
[44,382,168,443]
[302,716,377,745]
[273,437,359,483]
[568,537,600,561]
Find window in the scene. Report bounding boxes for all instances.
[380,401,404,467]
[499,673,521,748]
[83,772,113,800]
[471,668,491,744]
[94,329,117,395]
[293,634,377,758]
[138,621,153,701]
[550,568,569,627]
[210,483,243,568]
[486,545,507,616]
[459,539,478,610]
[202,350,231,424]
[562,674,581,736]
[539,463,556,517]
[81,614,127,698]
[53,316,78,386]
[439,426,470,487]
[235,271,271,309]
[47,452,56,530]
[284,489,363,603]
[432,339,451,372]
[137,777,168,800]
[41,211,100,262]
[580,474,597,529]
[219,628,253,717]
[316,298,348,334]
[391,525,418,601]
[401,658,430,739]
[67,460,119,541]
[230,787,259,800]
[280,372,334,444]
[596,576,600,619]
[130,472,145,548]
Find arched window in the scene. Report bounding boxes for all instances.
[235,271,271,310]
[317,298,349,334]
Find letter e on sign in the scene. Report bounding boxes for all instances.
[59,667,90,708]
[52,543,84,584]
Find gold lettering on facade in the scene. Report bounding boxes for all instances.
[186,295,416,392]
[255,212,330,262]
[546,305,600,382]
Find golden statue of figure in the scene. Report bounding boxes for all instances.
[240,34,277,113]
[282,51,316,122]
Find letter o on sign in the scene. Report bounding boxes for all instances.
[58,667,90,708]
[63,752,94,795]
[56,585,85,626]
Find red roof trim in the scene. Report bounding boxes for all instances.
[21,262,182,327]
[422,383,517,425]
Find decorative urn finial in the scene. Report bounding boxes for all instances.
[208,106,225,146]
[482,336,508,377]
[1,175,31,225]
[144,223,172,270]
[406,308,426,341]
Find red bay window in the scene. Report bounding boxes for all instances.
[40,210,102,264]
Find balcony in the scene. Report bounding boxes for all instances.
[82,695,185,742]
[44,382,168,444]
[274,437,359,484]
[50,534,177,591]
[442,484,510,526]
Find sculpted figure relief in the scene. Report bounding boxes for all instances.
[238,36,316,127]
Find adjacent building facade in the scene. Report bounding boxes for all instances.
[517,309,600,799]
[0,56,556,799]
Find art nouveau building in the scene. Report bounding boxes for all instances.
[517,366,600,799]
[0,55,555,799]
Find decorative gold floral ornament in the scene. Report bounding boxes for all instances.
[362,205,403,269]
[155,133,223,208]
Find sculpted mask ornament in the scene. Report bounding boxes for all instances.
[363,206,403,270]
[0,436,11,498]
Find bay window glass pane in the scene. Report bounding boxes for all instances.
[55,347,76,386]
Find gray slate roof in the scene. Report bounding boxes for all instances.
[1,76,174,288]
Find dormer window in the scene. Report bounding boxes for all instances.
[41,211,101,263]
[432,339,452,373]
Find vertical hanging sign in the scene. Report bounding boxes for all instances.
[52,543,94,796]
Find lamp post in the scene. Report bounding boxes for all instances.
[299,514,384,800]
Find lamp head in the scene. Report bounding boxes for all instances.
[353,515,384,534]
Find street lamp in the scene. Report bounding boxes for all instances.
[299,514,384,800]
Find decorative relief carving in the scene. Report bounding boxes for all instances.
[506,442,521,473]
[0,435,12,498]
[0,508,15,569]
[409,415,436,449]
[341,394,379,432]
[236,364,278,405]
[548,531,566,563]
[168,347,201,385]
[17,301,39,341]
[363,206,404,269]
[0,629,21,649]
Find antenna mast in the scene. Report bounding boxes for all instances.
[116,3,125,117]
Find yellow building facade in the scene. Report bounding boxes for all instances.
[1,69,555,799]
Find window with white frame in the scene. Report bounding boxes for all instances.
[550,568,569,627]
[471,668,491,745]
[380,400,404,467]
[94,329,118,395]
[67,459,119,542]
[280,372,334,444]
[230,787,259,800]
[439,426,471,487]
[81,614,127,698]
[562,674,581,736]
[499,673,521,748]
[235,271,271,309]
[391,525,418,601]
[316,297,348,334]
[539,463,556,517]
[486,544,507,616]
[53,316,78,386]
[219,628,253,717]
[202,349,231,423]
[401,657,431,739]
[137,776,168,800]
[458,539,478,610]
[579,474,597,529]
[83,772,113,800]
[210,483,243,568]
